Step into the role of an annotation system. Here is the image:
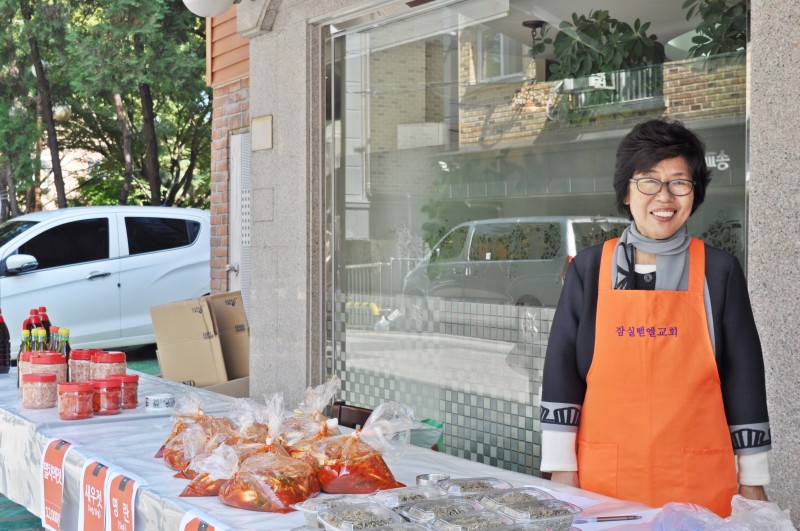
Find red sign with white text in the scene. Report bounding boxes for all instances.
[42,439,71,531]
[107,473,138,531]
[182,517,218,531]
[80,461,109,531]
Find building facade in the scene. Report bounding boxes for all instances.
[206,0,800,522]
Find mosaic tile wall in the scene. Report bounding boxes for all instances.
[331,295,555,476]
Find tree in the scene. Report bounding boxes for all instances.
[0,0,210,214]
[683,0,747,59]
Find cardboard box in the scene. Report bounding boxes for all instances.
[151,291,249,393]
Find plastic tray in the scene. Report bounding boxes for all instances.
[317,500,405,530]
[370,485,446,508]
[400,497,482,523]
[477,487,554,510]
[497,499,582,531]
[438,477,513,497]
[431,510,514,530]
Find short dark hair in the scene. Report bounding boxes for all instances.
[614,118,711,219]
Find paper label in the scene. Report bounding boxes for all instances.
[41,439,72,531]
[106,472,140,531]
[80,461,109,531]
[180,511,229,531]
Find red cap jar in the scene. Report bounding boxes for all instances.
[68,349,96,382]
[17,350,34,390]
[105,373,139,409]
[90,351,127,380]
[89,378,122,415]
[30,353,67,383]
[21,373,58,409]
[57,382,94,420]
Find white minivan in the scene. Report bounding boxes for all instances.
[0,206,210,357]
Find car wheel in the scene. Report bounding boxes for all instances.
[403,293,427,333]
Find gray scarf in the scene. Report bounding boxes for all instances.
[612,223,716,353]
[613,223,690,291]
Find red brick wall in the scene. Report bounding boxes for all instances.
[210,77,250,293]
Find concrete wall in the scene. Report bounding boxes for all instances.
[234,0,799,522]
[748,0,800,521]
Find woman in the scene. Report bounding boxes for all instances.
[540,118,771,516]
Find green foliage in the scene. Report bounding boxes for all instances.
[0,0,211,211]
[683,0,747,58]
[547,10,666,80]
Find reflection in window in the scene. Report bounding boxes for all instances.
[478,27,527,80]
[125,217,201,255]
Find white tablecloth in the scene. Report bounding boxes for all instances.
[0,369,656,530]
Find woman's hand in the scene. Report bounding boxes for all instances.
[549,471,579,487]
[739,484,768,501]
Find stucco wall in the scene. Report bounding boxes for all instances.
[748,0,800,522]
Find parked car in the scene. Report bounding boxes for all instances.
[0,206,210,358]
[402,216,628,330]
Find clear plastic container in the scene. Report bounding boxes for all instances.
[431,510,513,530]
[317,501,404,530]
[477,487,554,510]
[105,373,139,409]
[29,352,67,383]
[90,378,122,415]
[67,349,95,382]
[91,351,127,380]
[58,382,94,420]
[401,497,482,524]
[438,477,513,497]
[496,499,581,531]
[17,350,34,390]
[21,372,57,409]
[370,485,446,508]
[294,496,374,529]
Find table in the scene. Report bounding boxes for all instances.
[0,369,656,530]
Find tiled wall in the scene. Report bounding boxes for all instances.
[335,296,554,475]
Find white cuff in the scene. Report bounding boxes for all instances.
[540,430,577,472]
[737,452,770,486]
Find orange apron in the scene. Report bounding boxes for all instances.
[577,238,737,517]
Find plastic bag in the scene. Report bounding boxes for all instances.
[300,402,415,494]
[649,495,795,530]
[227,397,272,444]
[285,377,342,455]
[218,452,320,512]
[154,392,206,458]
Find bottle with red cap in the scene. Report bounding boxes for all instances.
[39,307,52,344]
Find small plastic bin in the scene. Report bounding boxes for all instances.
[438,477,513,498]
[431,510,513,530]
[400,497,482,524]
[496,499,582,531]
[317,500,405,530]
[293,495,354,528]
[477,487,554,510]
[370,485,445,508]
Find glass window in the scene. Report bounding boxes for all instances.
[0,220,38,248]
[18,218,109,269]
[125,217,200,255]
[326,0,747,477]
[432,226,469,262]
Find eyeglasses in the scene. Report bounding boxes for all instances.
[629,178,696,196]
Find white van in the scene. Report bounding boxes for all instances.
[402,216,628,328]
[0,206,210,357]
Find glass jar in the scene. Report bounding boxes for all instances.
[57,382,94,420]
[91,351,127,380]
[21,373,58,409]
[68,349,95,382]
[29,352,67,383]
[17,350,34,390]
[106,373,139,409]
[89,378,122,415]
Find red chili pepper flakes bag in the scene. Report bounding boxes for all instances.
[301,402,416,494]
[218,453,320,512]
[155,393,207,458]
[303,435,404,494]
[284,376,343,458]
